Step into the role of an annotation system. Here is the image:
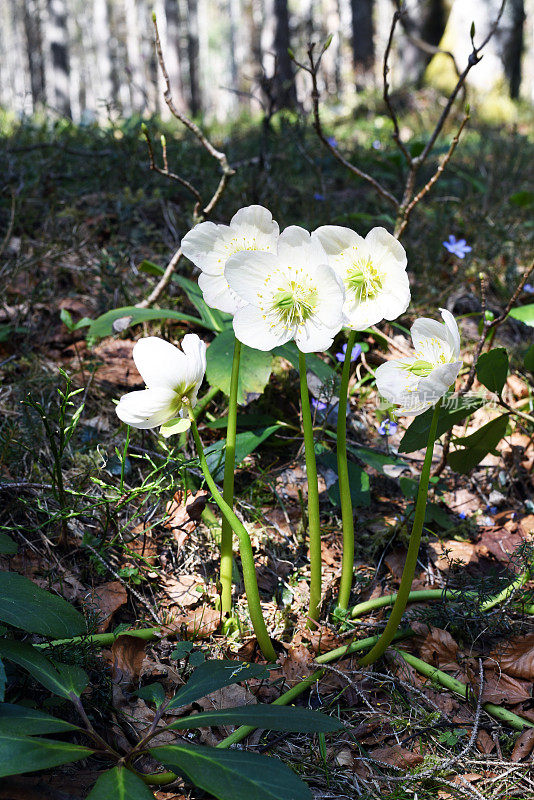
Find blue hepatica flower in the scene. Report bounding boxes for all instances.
[311,398,328,412]
[443,235,472,259]
[335,341,362,363]
[314,192,325,201]
[523,283,534,294]
[378,418,398,436]
[458,511,468,520]
[326,136,338,148]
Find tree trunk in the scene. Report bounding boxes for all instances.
[272,0,296,107]
[22,0,46,109]
[186,0,201,115]
[46,0,71,116]
[350,0,374,87]
[164,0,187,111]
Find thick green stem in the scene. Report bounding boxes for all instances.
[336,330,357,611]
[220,338,241,617]
[189,416,276,662]
[359,399,443,667]
[38,627,161,649]
[396,650,534,731]
[480,569,530,612]
[351,589,463,619]
[299,351,322,626]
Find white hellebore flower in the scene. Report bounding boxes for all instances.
[224,226,345,352]
[115,335,207,437]
[311,225,410,330]
[375,309,462,416]
[180,205,280,314]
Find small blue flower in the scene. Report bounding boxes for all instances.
[458,511,468,520]
[524,283,534,294]
[378,418,398,436]
[443,235,472,259]
[486,504,498,515]
[372,139,381,150]
[314,192,325,201]
[311,398,328,412]
[326,136,338,148]
[335,342,362,363]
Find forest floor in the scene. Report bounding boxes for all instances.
[1,93,534,799]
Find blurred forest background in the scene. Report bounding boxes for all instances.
[1,0,533,123]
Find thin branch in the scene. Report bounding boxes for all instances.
[303,44,398,208]
[0,190,16,259]
[142,126,202,207]
[383,9,412,167]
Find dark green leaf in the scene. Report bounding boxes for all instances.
[170,641,194,659]
[447,414,509,474]
[424,503,455,530]
[138,259,165,277]
[476,348,509,394]
[0,703,79,735]
[0,571,86,638]
[510,190,534,207]
[0,534,17,555]
[347,445,406,476]
[398,396,485,454]
[509,304,534,327]
[206,413,279,430]
[399,477,418,500]
[0,640,88,699]
[205,425,281,482]
[167,704,342,732]
[86,306,213,340]
[0,659,5,702]
[206,330,273,404]
[172,275,231,333]
[0,734,93,778]
[167,660,269,710]
[150,742,312,800]
[525,344,534,373]
[322,457,370,508]
[134,683,166,707]
[87,766,156,800]
[273,341,335,385]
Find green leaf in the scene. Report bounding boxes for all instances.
[205,424,281,481]
[134,682,166,707]
[167,704,342,732]
[206,330,273,404]
[476,348,509,394]
[86,306,214,340]
[318,452,370,508]
[206,413,279,430]
[172,275,231,333]
[87,766,156,800]
[398,396,485,454]
[0,640,88,699]
[273,341,336,385]
[150,742,312,800]
[447,414,509,474]
[167,660,269,710]
[0,571,86,638]
[525,344,534,373]
[347,444,406,476]
[0,733,93,778]
[138,259,165,277]
[510,190,534,207]
[509,304,534,327]
[0,703,79,735]
[59,308,92,332]
[0,534,17,555]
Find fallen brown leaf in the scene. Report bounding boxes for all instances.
[480,671,532,705]
[91,340,143,388]
[511,727,534,762]
[280,643,315,686]
[164,490,208,542]
[490,633,534,680]
[92,581,128,632]
[370,744,424,768]
[162,574,206,608]
[414,624,459,672]
[476,730,495,754]
[427,539,483,570]
[111,634,147,685]
[478,521,533,565]
[171,606,221,639]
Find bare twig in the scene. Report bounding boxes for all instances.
[0,190,16,259]
[382,9,412,167]
[137,15,235,309]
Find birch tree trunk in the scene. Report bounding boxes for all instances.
[272,0,296,107]
[23,0,46,109]
[186,0,202,114]
[46,0,72,116]
[350,0,374,87]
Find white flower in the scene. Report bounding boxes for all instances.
[311,225,410,330]
[180,205,280,314]
[375,309,462,416]
[224,226,345,352]
[115,335,207,437]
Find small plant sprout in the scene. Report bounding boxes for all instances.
[115,335,207,437]
[311,224,409,613]
[115,334,275,662]
[181,205,280,619]
[359,311,463,667]
[374,309,462,417]
[180,204,280,315]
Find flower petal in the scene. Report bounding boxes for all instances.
[295,319,338,352]
[133,337,188,390]
[230,205,279,237]
[225,250,278,305]
[181,221,229,274]
[160,417,192,438]
[115,388,177,429]
[364,226,407,271]
[439,308,461,359]
[233,304,289,350]
[198,271,244,314]
[312,225,363,255]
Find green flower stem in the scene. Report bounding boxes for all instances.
[336,329,357,611]
[479,569,530,612]
[188,414,276,663]
[358,399,443,667]
[38,627,161,649]
[299,350,322,626]
[350,589,463,619]
[216,629,412,749]
[178,385,220,448]
[396,650,534,731]
[220,337,241,618]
